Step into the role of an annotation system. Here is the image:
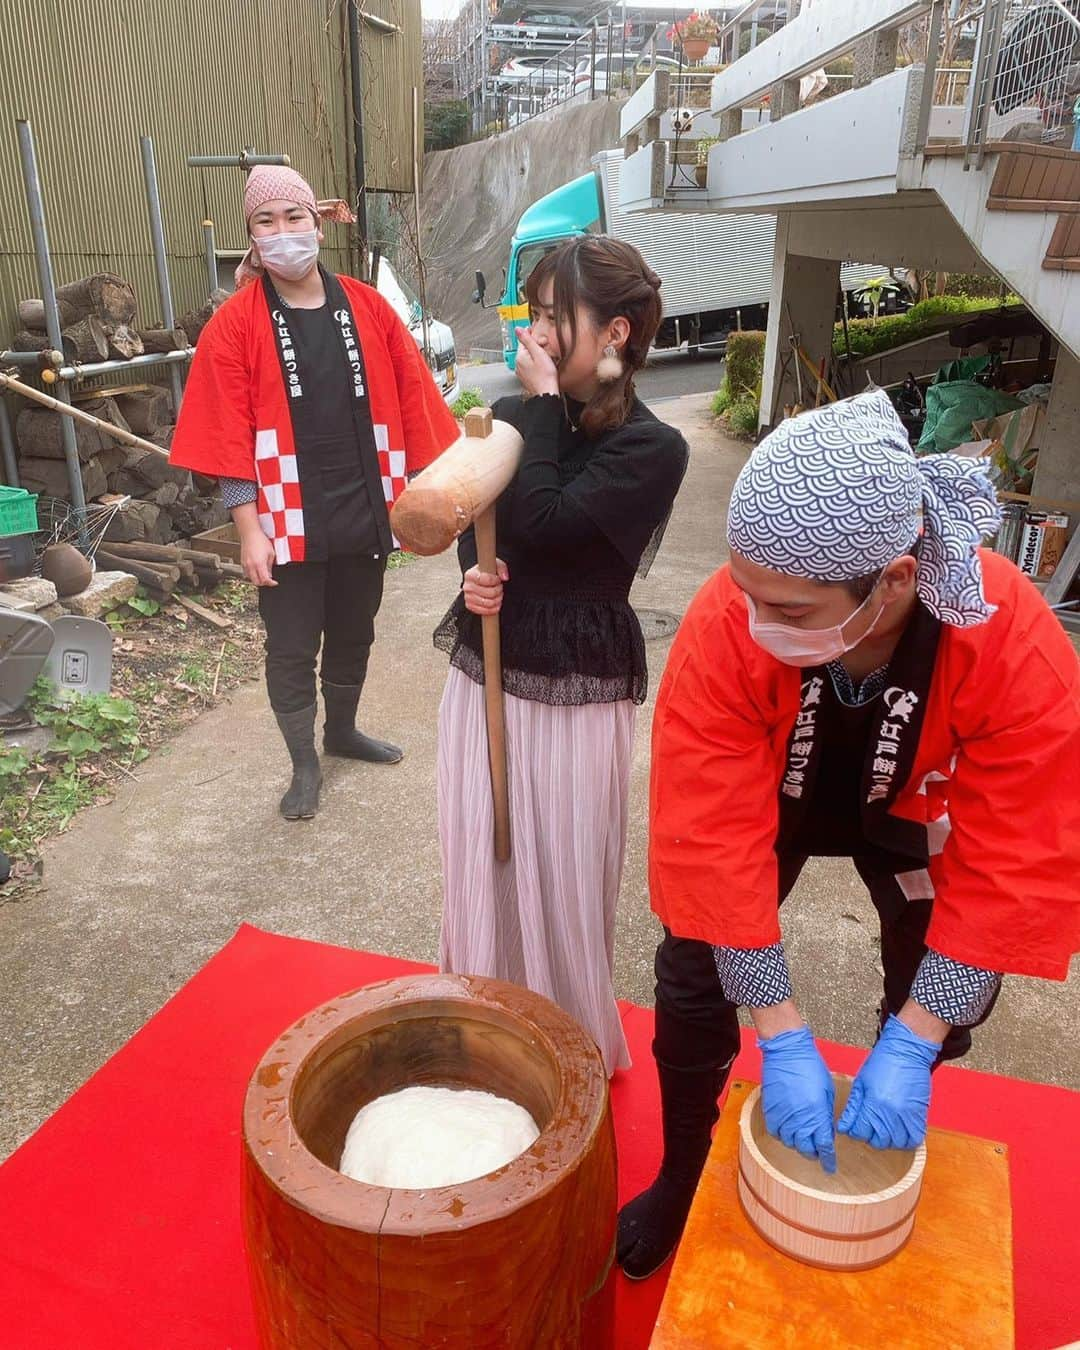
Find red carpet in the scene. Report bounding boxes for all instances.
[0,924,1076,1349]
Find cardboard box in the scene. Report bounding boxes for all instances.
[1036,513,1070,579]
[1019,511,1070,578]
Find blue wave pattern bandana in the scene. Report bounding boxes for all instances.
[726,390,1002,628]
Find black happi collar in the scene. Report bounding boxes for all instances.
[777,599,942,861]
[261,266,369,405]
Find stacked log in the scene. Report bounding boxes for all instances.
[18,274,136,332]
[13,271,205,364]
[114,387,171,436]
[177,289,229,344]
[105,324,144,360]
[9,273,227,544]
[139,327,187,355]
[92,539,241,614]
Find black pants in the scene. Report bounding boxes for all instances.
[654,853,999,1071]
[258,555,386,714]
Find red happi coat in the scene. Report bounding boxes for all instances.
[649,552,1080,980]
[169,274,459,564]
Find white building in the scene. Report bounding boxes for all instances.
[618,0,1080,514]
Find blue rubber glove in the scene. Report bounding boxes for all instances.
[758,1026,837,1174]
[837,1014,940,1151]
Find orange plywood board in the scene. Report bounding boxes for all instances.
[650,1080,1014,1350]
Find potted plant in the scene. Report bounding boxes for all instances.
[669,11,718,64]
[695,135,719,187]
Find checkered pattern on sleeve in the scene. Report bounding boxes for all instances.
[219,476,258,509]
[375,422,407,505]
[254,429,303,562]
[910,949,1001,1025]
[713,941,794,1008]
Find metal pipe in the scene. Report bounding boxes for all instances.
[346,0,371,279]
[16,119,88,543]
[140,135,185,414]
[187,153,290,168]
[0,396,19,487]
[0,348,62,367]
[57,348,194,383]
[605,19,613,97]
[1047,0,1080,35]
[202,219,218,295]
[479,0,489,131]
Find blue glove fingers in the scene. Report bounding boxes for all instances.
[814,1124,838,1175]
[868,1123,895,1150]
[836,1080,864,1136]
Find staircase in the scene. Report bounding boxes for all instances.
[918,140,1080,354]
[982,142,1080,273]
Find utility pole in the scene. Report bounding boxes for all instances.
[346,0,371,281]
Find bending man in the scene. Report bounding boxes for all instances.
[618,389,1080,1279]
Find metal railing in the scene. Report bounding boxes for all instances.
[487,16,679,134]
[960,0,1080,163]
[715,0,792,65]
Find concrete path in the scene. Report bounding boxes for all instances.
[2,393,1077,1159]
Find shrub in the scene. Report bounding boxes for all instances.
[942,273,1007,301]
[425,101,470,152]
[711,384,733,416]
[727,395,760,438]
[725,330,766,398]
[833,295,1012,361]
[451,388,486,418]
[712,330,764,432]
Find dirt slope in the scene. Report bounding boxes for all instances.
[419,99,625,355]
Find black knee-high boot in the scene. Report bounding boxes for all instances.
[616,1002,737,1280]
[274,703,322,820]
[322,681,403,764]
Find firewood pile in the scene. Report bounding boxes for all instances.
[93,540,242,624]
[11,273,233,545]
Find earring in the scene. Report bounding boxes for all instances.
[597,344,624,383]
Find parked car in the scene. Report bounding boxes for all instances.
[572,53,680,95]
[492,12,587,43]
[373,257,458,405]
[497,53,572,89]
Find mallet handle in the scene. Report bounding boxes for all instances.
[474,504,511,863]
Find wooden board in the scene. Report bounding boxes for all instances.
[189,521,242,563]
[650,1080,1014,1350]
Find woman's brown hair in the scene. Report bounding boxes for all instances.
[524,235,662,438]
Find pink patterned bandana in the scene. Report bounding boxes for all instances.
[236,166,356,288]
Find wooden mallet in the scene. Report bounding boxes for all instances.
[389,406,524,862]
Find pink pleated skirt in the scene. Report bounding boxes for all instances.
[437,666,634,1075]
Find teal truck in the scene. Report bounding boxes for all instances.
[476,148,883,370]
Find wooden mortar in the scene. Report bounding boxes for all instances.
[737,1074,927,1271]
[243,973,616,1349]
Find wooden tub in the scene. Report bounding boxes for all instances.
[737,1074,926,1271]
[242,973,617,1349]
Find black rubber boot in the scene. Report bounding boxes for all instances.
[616,1005,735,1281]
[322,681,403,764]
[274,703,322,820]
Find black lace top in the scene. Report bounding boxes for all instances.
[433,392,688,706]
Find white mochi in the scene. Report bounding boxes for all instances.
[339,1085,540,1189]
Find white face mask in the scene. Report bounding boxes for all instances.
[745,588,885,667]
[253,229,320,281]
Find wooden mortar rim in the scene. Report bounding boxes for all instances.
[738,1076,927,1210]
[243,972,610,1238]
